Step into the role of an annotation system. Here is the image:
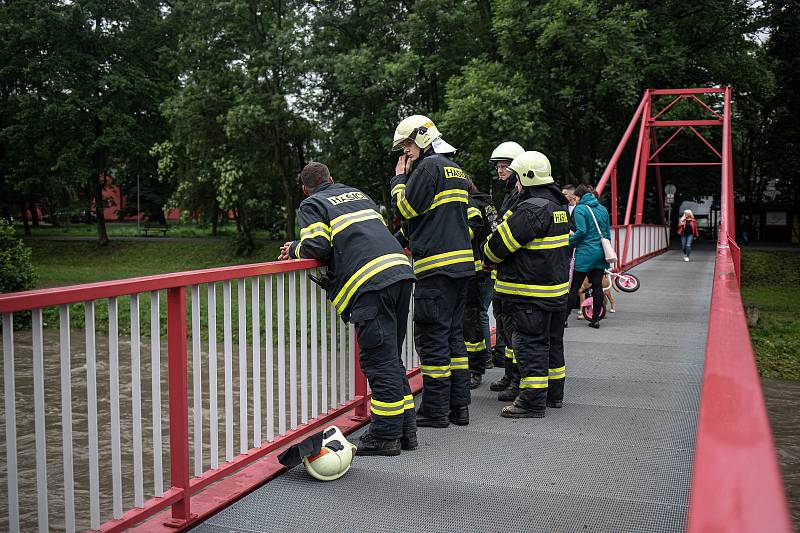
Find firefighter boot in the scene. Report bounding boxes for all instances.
[470,372,482,389]
[500,402,546,419]
[415,410,450,429]
[356,433,401,456]
[401,432,418,451]
[497,382,520,402]
[449,406,469,426]
[489,375,511,392]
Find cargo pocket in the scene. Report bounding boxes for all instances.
[413,288,440,324]
[350,304,383,350]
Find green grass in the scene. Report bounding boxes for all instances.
[16,221,276,239]
[741,250,800,381]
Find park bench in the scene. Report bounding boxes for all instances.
[142,223,170,237]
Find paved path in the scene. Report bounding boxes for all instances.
[193,249,714,533]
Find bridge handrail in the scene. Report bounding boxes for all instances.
[686,86,793,533]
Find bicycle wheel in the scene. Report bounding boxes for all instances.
[614,273,640,293]
[582,298,606,321]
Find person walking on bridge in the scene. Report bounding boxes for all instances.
[677,209,699,261]
[483,151,571,418]
[389,115,474,428]
[567,184,611,329]
[279,162,416,456]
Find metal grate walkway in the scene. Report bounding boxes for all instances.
[193,249,714,533]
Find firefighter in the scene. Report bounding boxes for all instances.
[279,162,417,455]
[487,142,525,400]
[389,115,474,428]
[482,151,571,417]
[464,178,496,389]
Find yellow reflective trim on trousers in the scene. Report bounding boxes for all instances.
[474,260,483,271]
[371,396,405,416]
[467,206,482,220]
[523,233,570,250]
[371,406,405,416]
[421,365,451,378]
[332,253,411,312]
[466,340,486,352]
[497,221,521,253]
[504,347,514,359]
[425,189,469,212]
[413,249,474,275]
[371,398,405,408]
[520,376,549,389]
[450,356,469,370]
[330,209,384,238]
[483,241,502,264]
[549,366,566,380]
[494,280,570,298]
[403,394,415,410]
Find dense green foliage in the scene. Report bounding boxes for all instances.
[1,0,797,249]
[742,250,800,380]
[0,218,36,292]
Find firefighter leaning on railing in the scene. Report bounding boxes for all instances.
[482,151,571,418]
[389,115,474,428]
[278,162,417,457]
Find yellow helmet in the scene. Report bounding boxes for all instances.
[302,426,357,481]
[489,141,525,162]
[392,115,441,151]
[509,151,554,187]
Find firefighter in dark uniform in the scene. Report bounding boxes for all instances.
[279,162,417,455]
[389,115,474,427]
[464,179,495,389]
[487,142,525,400]
[482,151,571,417]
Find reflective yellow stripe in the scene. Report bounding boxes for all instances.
[466,340,486,352]
[523,233,570,250]
[548,366,566,380]
[520,376,549,389]
[403,394,415,410]
[483,241,502,264]
[395,189,418,218]
[413,249,474,275]
[467,206,482,219]
[425,189,469,212]
[391,183,406,197]
[421,365,451,378]
[330,209,384,238]
[300,221,332,242]
[468,227,474,239]
[450,356,469,370]
[474,260,483,271]
[497,221,521,253]
[504,347,514,359]
[332,253,412,312]
[491,269,497,280]
[503,210,513,220]
[494,280,570,298]
[370,397,405,416]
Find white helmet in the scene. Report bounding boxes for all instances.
[392,115,440,150]
[509,151,554,187]
[489,141,525,162]
[302,426,357,481]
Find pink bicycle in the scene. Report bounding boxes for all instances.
[581,269,640,321]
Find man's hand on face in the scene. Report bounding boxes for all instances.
[395,155,408,175]
[278,241,293,260]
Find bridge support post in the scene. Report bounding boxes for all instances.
[352,336,370,422]
[611,166,618,226]
[634,94,653,224]
[165,286,195,527]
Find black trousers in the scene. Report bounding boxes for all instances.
[567,268,604,322]
[351,280,415,440]
[414,275,471,418]
[511,303,567,410]
[496,298,520,383]
[465,272,491,375]
[492,290,505,361]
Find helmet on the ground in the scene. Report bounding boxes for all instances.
[509,151,554,186]
[392,115,441,151]
[489,141,525,162]
[302,425,357,481]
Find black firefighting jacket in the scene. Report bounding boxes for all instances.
[467,191,495,272]
[389,150,474,279]
[288,182,415,319]
[499,174,519,221]
[482,183,571,311]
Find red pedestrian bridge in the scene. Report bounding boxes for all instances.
[0,88,792,532]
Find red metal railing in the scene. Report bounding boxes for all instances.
[686,87,792,532]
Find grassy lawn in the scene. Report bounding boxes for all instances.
[741,250,800,381]
[15,221,277,239]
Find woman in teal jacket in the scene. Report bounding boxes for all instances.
[567,185,611,328]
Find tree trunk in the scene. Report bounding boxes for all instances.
[93,114,109,245]
[19,202,30,236]
[211,199,219,236]
[29,202,39,227]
